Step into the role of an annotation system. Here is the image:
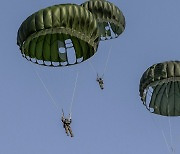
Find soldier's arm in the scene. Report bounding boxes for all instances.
[69,114,72,123]
[61,109,65,122]
[61,116,65,122]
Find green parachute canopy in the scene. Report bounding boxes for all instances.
[81,0,125,40]
[17,4,100,66]
[139,61,180,116]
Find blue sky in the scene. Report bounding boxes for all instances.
[0,0,180,154]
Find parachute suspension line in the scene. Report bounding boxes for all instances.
[168,117,175,153]
[161,129,172,154]
[89,61,97,75]
[30,63,59,111]
[150,115,172,154]
[102,45,112,77]
[69,71,79,116]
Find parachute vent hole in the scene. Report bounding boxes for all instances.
[149,87,154,94]
[100,22,117,40]
[77,57,83,63]
[61,61,68,66]
[65,39,73,48]
[65,39,71,44]
[149,107,155,113]
[26,56,30,61]
[58,41,66,53]
[110,29,115,38]
[145,87,154,107]
[22,53,25,57]
[44,61,51,66]
[101,36,106,41]
[108,23,116,39]
[105,26,110,31]
[52,62,60,66]
[37,60,44,65]
[59,47,66,54]
[31,58,36,63]
[66,47,76,65]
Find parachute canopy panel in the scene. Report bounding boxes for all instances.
[81,0,125,40]
[17,4,100,66]
[139,61,180,116]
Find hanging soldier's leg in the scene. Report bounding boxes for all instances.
[100,83,104,89]
[64,125,69,136]
[68,126,74,137]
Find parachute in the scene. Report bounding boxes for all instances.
[139,61,180,116]
[17,4,100,66]
[81,0,125,40]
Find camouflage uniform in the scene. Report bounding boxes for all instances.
[97,77,104,90]
[61,116,74,137]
